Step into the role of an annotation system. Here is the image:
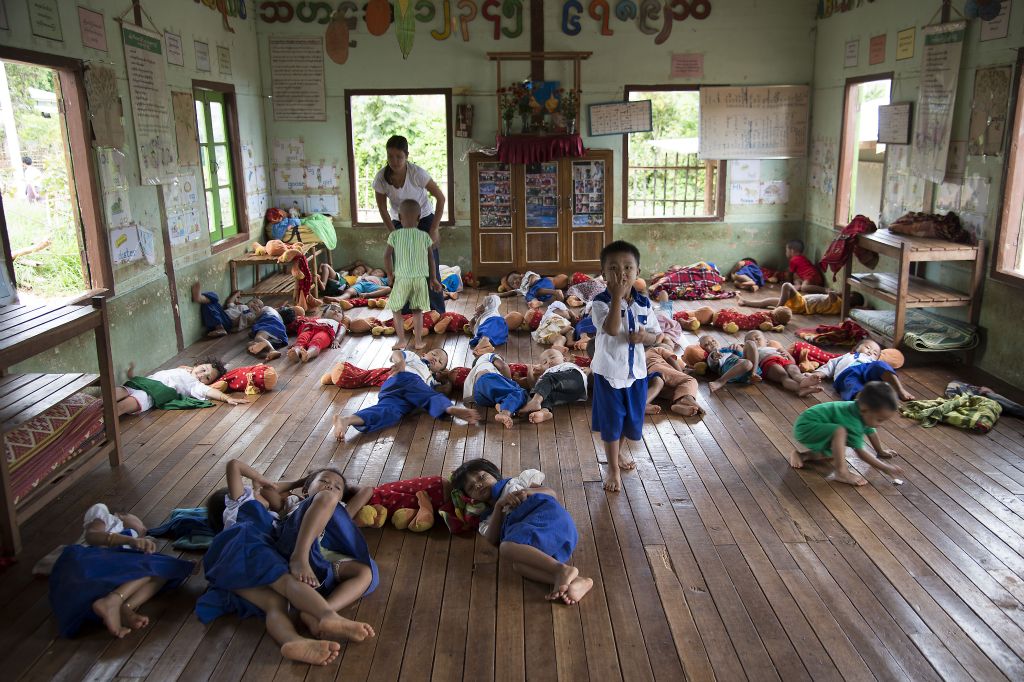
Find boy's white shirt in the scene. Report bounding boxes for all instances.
[817,351,873,380]
[517,271,540,296]
[463,353,501,403]
[474,294,502,334]
[81,502,136,547]
[148,367,213,399]
[477,469,546,537]
[399,350,436,385]
[590,294,661,388]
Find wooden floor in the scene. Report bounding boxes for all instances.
[4,287,1024,681]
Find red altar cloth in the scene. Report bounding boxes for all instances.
[495,134,585,164]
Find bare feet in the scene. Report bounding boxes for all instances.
[287,347,300,363]
[92,594,131,638]
[449,406,481,425]
[670,401,703,417]
[545,564,579,603]
[798,373,822,389]
[207,327,228,338]
[318,615,376,642]
[280,639,341,666]
[564,576,594,605]
[290,557,319,587]
[787,450,806,469]
[121,603,149,630]
[898,390,915,401]
[266,350,282,361]
[392,340,407,350]
[645,403,662,415]
[413,340,427,351]
[749,374,762,384]
[298,348,310,363]
[827,469,867,486]
[603,472,621,492]
[333,415,356,440]
[797,384,823,397]
[709,380,726,393]
[529,408,553,424]
[618,451,637,471]
[495,412,514,429]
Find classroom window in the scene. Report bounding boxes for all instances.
[623,86,723,222]
[193,84,244,247]
[995,53,1024,283]
[0,52,111,302]
[345,90,453,226]
[835,76,892,227]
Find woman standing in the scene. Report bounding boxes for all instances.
[373,136,446,313]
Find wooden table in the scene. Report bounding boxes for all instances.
[0,296,121,554]
[840,229,984,350]
[229,244,323,300]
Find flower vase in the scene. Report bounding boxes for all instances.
[502,118,513,136]
[566,118,577,135]
[520,114,532,134]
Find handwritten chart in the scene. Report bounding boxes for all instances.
[699,86,809,159]
[588,101,653,137]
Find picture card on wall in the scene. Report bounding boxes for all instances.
[105,188,132,226]
[195,40,210,72]
[217,45,231,76]
[165,32,184,66]
[29,0,63,42]
[896,27,915,60]
[306,194,339,215]
[276,166,306,192]
[980,0,1011,41]
[275,195,306,213]
[111,225,142,265]
[273,138,304,165]
[77,6,107,52]
[844,40,859,68]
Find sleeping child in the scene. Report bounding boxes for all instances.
[644,343,703,417]
[288,304,347,363]
[463,353,532,429]
[518,348,590,424]
[192,282,262,338]
[739,281,864,316]
[452,459,593,605]
[498,271,566,307]
[697,335,760,393]
[115,359,245,416]
[800,339,915,401]
[319,262,368,298]
[744,331,822,397]
[247,305,295,361]
[325,269,391,305]
[469,294,509,356]
[727,258,766,292]
[532,301,576,347]
[332,349,480,438]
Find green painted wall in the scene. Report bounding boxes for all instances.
[2,1,265,380]
[805,1,1024,389]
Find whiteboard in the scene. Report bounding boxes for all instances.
[588,100,653,136]
[699,86,810,159]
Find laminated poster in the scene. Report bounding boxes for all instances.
[122,25,178,184]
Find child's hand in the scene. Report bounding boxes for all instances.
[430,279,443,293]
[628,330,647,345]
[131,537,157,554]
[226,398,247,406]
[879,448,898,459]
[501,489,530,511]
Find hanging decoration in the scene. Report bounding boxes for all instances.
[296,1,334,23]
[482,0,501,39]
[615,0,637,19]
[431,0,453,38]
[562,1,583,35]
[325,7,357,64]
[395,0,417,57]
[817,0,882,20]
[416,0,436,21]
[458,0,477,40]
[636,0,659,35]
[589,0,613,35]
[365,0,392,35]
[502,0,524,37]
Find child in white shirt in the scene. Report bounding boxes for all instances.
[801,339,915,401]
[115,359,244,416]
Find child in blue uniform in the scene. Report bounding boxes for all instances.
[698,335,762,393]
[498,270,565,307]
[590,241,661,492]
[801,339,915,401]
[247,305,296,361]
[276,468,380,636]
[464,353,531,429]
[48,503,193,639]
[452,459,593,605]
[191,282,262,338]
[468,294,509,355]
[332,349,481,438]
[199,460,374,666]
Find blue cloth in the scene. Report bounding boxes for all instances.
[492,480,578,563]
[575,315,596,337]
[196,500,288,623]
[591,374,647,442]
[149,508,214,549]
[275,494,379,598]
[735,262,765,287]
[835,360,896,401]
[353,278,388,295]
[393,214,444,313]
[474,373,528,415]
[715,348,759,384]
[50,545,193,638]
[441,273,461,292]
[268,217,301,241]
[354,371,452,433]
[525,277,555,303]
[200,291,232,332]
[250,310,288,348]
[470,316,508,349]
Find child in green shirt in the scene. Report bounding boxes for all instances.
[791,381,905,486]
[384,199,441,350]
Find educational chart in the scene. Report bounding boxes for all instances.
[588,100,653,136]
[699,86,810,159]
[122,25,178,184]
[968,65,1012,156]
[269,36,326,121]
[524,163,558,228]
[162,172,203,245]
[911,22,965,184]
[476,163,512,228]
[572,160,605,227]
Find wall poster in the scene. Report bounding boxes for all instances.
[269,36,326,121]
[910,22,965,184]
[122,24,178,184]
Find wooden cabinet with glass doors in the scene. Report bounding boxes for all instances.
[469,150,613,277]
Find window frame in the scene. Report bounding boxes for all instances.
[621,84,725,224]
[993,49,1024,287]
[343,88,455,228]
[834,72,894,229]
[0,46,114,295]
[192,80,248,254]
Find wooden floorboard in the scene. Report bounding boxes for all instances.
[4,285,1024,680]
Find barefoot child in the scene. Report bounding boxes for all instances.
[498,270,565,308]
[590,241,660,492]
[48,504,193,638]
[518,348,589,424]
[452,459,593,604]
[332,349,480,438]
[198,460,374,665]
[247,305,295,361]
[644,343,703,417]
[192,283,262,338]
[385,199,442,350]
[744,331,822,397]
[698,335,760,393]
[319,262,368,297]
[115,359,245,416]
[800,339,915,401]
[785,239,827,293]
[288,304,347,363]
[469,294,509,355]
[739,281,864,316]
[790,381,905,486]
[531,301,576,347]
[327,269,391,305]
[463,353,531,428]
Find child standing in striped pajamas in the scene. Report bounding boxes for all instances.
[385,199,442,350]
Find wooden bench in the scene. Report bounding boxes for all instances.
[229,244,323,300]
[0,296,121,555]
[840,229,984,350]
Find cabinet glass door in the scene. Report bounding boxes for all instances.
[522,162,560,267]
[476,161,514,269]
[570,158,608,266]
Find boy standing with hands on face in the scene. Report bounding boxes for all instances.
[385,199,442,351]
[590,241,661,492]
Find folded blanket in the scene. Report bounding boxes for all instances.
[850,309,978,351]
[900,393,1001,432]
[796,319,869,346]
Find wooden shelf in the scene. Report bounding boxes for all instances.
[230,245,323,299]
[848,272,972,308]
[242,272,296,297]
[857,229,979,262]
[0,373,100,433]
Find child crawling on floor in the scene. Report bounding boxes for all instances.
[115,359,245,416]
[739,281,864,316]
[332,349,480,438]
[791,380,905,486]
[452,459,593,604]
[799,339,915,401]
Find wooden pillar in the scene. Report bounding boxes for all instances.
[530,0,544,82]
